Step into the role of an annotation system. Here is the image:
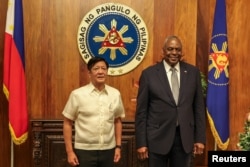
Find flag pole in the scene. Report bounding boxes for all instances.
[214,142,217,151]
[11,141,14,167]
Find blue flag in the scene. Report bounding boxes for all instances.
[206,0,229,150]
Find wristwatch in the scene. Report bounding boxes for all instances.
[115,145,122,149]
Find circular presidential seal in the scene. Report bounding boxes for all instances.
[77,3,149,76]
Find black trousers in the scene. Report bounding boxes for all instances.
[149,127,192,167]
[75,148,115,167]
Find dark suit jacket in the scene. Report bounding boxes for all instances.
[135,61,206,154]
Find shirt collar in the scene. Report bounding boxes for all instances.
[163,60,180,73]
[88,82,108,94]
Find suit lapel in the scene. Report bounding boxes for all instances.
[179,62,189,102]
[155,62,175,104]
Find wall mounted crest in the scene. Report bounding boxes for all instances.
[77,3,149,76]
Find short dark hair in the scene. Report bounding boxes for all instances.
[87,57,109,71]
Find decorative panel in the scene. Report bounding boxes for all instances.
[31,120,148,167]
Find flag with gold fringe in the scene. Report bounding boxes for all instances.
[206,0,229,150]
[3,0,28,145]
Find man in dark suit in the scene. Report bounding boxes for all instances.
[135,35,206,167]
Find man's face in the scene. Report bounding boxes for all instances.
[89,61,108,85]
[162,38,183,67]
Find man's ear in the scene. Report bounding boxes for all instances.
[160,49,165,59]
[180,53,185,61]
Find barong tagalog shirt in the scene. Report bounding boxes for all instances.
[62,83,125,150]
